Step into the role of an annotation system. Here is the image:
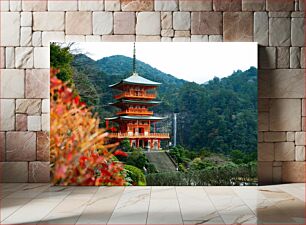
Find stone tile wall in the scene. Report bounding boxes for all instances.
[0,0,305,184]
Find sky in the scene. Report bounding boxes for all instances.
[70,42,257,84]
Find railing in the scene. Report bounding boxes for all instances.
[117,109,153,116]
[114,92,156,99]
[109,133,170,139]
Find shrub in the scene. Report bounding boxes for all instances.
[50,68,126,186]
[124,165,146,186]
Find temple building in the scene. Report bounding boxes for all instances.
[106,43,170,150]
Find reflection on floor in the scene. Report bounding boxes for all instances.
[0,183,305,224]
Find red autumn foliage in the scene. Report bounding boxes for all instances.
[50,68,126,186]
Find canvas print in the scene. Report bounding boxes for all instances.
[50,42,258,186]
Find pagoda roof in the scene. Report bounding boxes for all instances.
[105,115,166,121]
[109,99,161,106]
[109,73,161,89]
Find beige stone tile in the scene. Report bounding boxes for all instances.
[242,0,265,11]
[20,27,32,47]
[29,162,50,183]
[155,0,178,11]
[136,12,160,35]
[42,32,65,46]
[85,35,102,42]
[22,0,47,11]
[93,12,113,35]
[121,0,153,11]
[275,142,295,161]
[282,162,306,182]
[266,0,294,11]
[78,0,104,11]
[41,113,50,131]
[179,0,212,11]
[213,0,242,11]
[208,35,223,42]
[6,132,36,161]
[270,99,301,131]
[32,31,42,47]
[48,0,77,11]
[286,132,295,142]
[161,29,174,37]
[269,18,291,46]
[258,143,274,161]
[21,12,32,27]
[295,132,305,145]
[173,12,190,31]
[33,12,65,31]
[0,69,24,98]
[42,99,50,113]
[16,99,41,115]
[114,12,135,35]
[295,146,305,161]
[0,0,9,11]
[15,47,33,69]
[136,36,161,42]
[276,47,290,68]
[191,35,208,42]
[28,115,41,131]
[0,47,5,69]
[34,47,50,68]
[258,69,304,98]
[291,18,304,47]
[172,37,190,42]
[105,0,120,11]
[223,12,253,42]
[25,69,50,98]
[161,12,172,29]
[0,99,15,131]
[191,12,222,35]
[258,112,269,131]
[108,187,150,224]
[66,12,92,35]
[290,47,301,69]
[264,132,286,142]
[254,12,268,46]
[1,12,20,46]
[16,114,27,131]
[0,162,28,182]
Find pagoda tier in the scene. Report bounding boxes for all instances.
[106,44,169,150]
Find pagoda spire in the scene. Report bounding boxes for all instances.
[133,42,137,75]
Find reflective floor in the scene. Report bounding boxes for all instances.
[0,183,305,224]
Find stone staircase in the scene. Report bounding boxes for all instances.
[145,151,177,172]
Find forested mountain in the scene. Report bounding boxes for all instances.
[71,53,257,154]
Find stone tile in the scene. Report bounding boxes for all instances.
[0,99,15,131]
[276,47,289,69]
[0,162,28,182]
[172,37,190,42]
[42,32,65,46]
[223,12,253,41]
[65,35,86,42]
[191,35,208,42]
[155,0,178,11]
[291,18,304,47]
[286,132,295,142]
[290,47,301,69]
[78,0,104,10]
[136,36,161,42]
[48,0,77,11]
[105,0,120,11]
[29,162,50,182]
[6,132,36,161]
[299,0,304,11]
[22,0,47,11]
[270,99,301,132]
[272,166,282,184]
[161,37,172,42]
[1,0,9,11]
[282,162,305,182]
[179,0,212,11]
[208,35,223,42]
[21,12,32,27]
[295,132,305,146]
[269,18,291,46]
[291,12,305,18]
[32,31,42,47]
[258,112,269,131]
[0,132,5,161]
[34,47,50,69]
[161,29,174,37]
[266,0,294,11]
[10,1,22,13]
[1,12,20,46]
[28,116,41,131]
[41,114,50,131]
[37,131,49,161]
[114,12,135,35]
[174,30,190,37]
[259,47,276,69]
[258,98,269,112]
[254,12,268,46]
[0,48,4,69]
[258,143,274,161]
[191,12,222,35]
[33,12,65,31]
[301,47,305,69]
[264,132,286,142]
[213,0,242,11]
[66,12,92,35]
[15,47,33,69]
[275,142,295,161]
[85,35,102,42]
[258,69,304,98]
[295,146,305,161]
[25,69,49,99]
[303,99,305,117]
[93,12,113,35]
[258,162,273,185]
[161,12,172,29]
[102,35,135,42]
[268,12,290,18]
[16,99,41,115]
[0,69,24,98]
[242,0,265,11]
[42,99,50,113]
[5,47,15,69]
[136,12,160,35]
[173,12,190,31]
[258,132,264,142]
[20,27,32,47]
[16,114,27,131]
[121,0,154,11]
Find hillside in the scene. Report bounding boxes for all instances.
[71,53,257,154]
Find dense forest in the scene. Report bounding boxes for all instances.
[70,53,257,155]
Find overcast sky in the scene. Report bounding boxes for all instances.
[70,42,257,84]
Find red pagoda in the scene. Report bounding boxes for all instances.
[106,43,170,150]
